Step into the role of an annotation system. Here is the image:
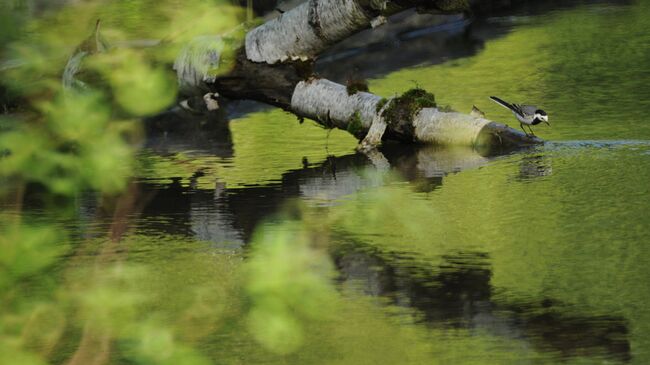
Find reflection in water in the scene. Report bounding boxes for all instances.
[517,154,553,180]
[139,177,192,236]
[122,135,641,363]
[334,241,631,362]
[130,142,495,242]
[143,107,234,157]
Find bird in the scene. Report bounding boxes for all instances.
[489,96,549,136]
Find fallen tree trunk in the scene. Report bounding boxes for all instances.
[182,0,544,149]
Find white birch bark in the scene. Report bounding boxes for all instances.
[245,0,372,64]
[243,0,467,64]
[414,109,490,146]
[291,79,380,129]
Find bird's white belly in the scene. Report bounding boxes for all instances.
[513,112,534,125]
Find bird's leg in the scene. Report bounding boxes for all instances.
[520,123,529,136]
[527,125,536,136]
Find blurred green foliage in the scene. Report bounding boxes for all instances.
[0,91,133,195]
[0,223,65,291]
[246,220,338,354]
[0,1,245,364]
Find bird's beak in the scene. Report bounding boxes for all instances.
[545,121,550,126]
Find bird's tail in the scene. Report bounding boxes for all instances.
[489,96,515,112]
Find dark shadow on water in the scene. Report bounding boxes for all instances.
[143,105,234,157]
[516,154,553,181]
[332,239,631,363]
[123,142,505,243]
[16,142,632,363]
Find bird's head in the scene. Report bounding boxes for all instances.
[535,109,550,126]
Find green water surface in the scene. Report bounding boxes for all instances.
[2,1,650,364]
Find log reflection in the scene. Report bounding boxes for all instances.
[333,241,631,362]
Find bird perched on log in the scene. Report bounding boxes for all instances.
[489,96,549,136]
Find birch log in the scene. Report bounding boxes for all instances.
[246,0,471,64]
[290,79,540,148]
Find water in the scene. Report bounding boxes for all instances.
[3,1,650,364]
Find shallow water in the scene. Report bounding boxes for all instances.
[4,0,650,364]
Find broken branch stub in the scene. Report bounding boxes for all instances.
[358,97,393,152]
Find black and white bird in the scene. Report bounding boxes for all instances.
[489,96,549,136]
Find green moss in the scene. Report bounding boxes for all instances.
[401,88,437,108]
[380,88,436,126]
[347,111,364,137]
[375,98,388,113]
[346,79,369,95]
[438,104,456,113]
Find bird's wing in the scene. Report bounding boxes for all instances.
[518,104,537,117]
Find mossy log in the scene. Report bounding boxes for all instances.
[290,79,540,149]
